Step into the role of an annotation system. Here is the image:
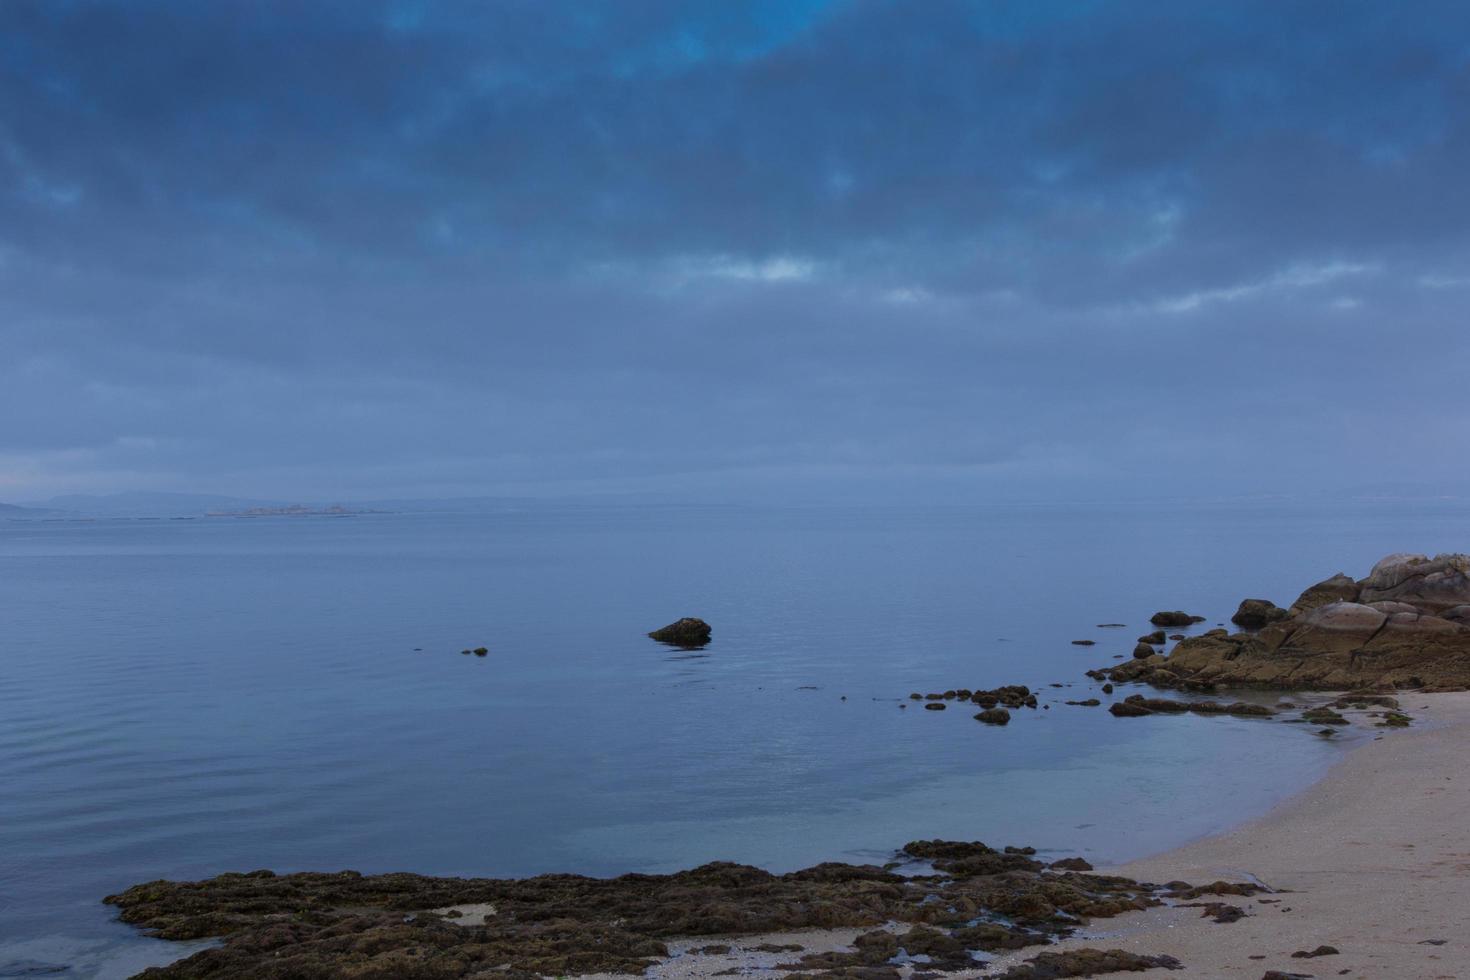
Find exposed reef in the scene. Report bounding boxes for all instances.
[1093,554,1470,691]
[105,840,1190,979]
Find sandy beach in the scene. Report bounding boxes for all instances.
[636,692,1470,980]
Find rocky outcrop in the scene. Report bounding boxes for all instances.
[1094,554,1470,691]
[648,617,712,647]
[105,841,1187,979]
[1359,553,1470,612]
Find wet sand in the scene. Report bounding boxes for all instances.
[631,692,1470,980]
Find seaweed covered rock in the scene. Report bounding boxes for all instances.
[104,841,1182,979]
[647,617,712,647]
[1094,555,1470,691]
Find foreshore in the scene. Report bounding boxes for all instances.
[633,692,1470,980]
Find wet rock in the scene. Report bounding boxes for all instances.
[1232,599,1290,629]
[975,707,1011,725]
[1301,707,1348,726]
[1290,945,1339,958]
[923,702,946,711]
[1065,698,1101,707]
[1150,611,1205,627]
[1101,683,1114,694]
[472,647,488,656]
[1261,973,1314,980]
[1131,643,1156,659]
[995,948,1183,978]
[1049,857,1093,871]
[1108,694,1271,719]
[1164,880,1262,899]
[648,618,712,647]
[1070,639,1096,646]
[1139,630,1167,644]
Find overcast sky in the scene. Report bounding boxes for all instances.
[2,1,1468,503]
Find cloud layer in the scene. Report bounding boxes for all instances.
[3,0,1468,500]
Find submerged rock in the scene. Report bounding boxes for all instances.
[105,840,1187,979]
[647,617,712,647]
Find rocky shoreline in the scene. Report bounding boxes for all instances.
[1094,553,1470,693]
[105,552,1470,979]
[106,840,1228,979]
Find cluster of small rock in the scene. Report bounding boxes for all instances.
[907,686,1038,725]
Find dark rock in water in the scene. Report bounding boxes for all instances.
[1231,599,1290,629]
[648,617,712,647]
[472,647,488,656]
[1150,611,1205,627]
[1108,695,1271,719]
[1168,633,1186,640]
[923,702,947,711]
[1096,623,1127,628]
[1139,630,1167,644]
[1049,857,1093,871]
[975,707,1011,725]
[994,948,1183,978]
[1101,683,1114,694]
[1132,643,1156,659]
[1070,639,1096,646]
[1065,698,1101,707]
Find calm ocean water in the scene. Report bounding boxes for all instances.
[3,500,1468,977]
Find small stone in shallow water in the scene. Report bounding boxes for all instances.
[1070,639,1096,646]
[975,707,1011,725]
[472,647,488,656]
[923,702,946,711]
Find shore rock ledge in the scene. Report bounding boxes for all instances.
[1095,554,1470,691]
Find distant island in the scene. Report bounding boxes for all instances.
[205,504,388,518]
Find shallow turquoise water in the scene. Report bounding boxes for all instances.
[2,500,1467,977]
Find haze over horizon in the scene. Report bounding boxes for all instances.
[4,1,1468,504]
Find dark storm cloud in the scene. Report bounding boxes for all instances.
[1,1,1467,500]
